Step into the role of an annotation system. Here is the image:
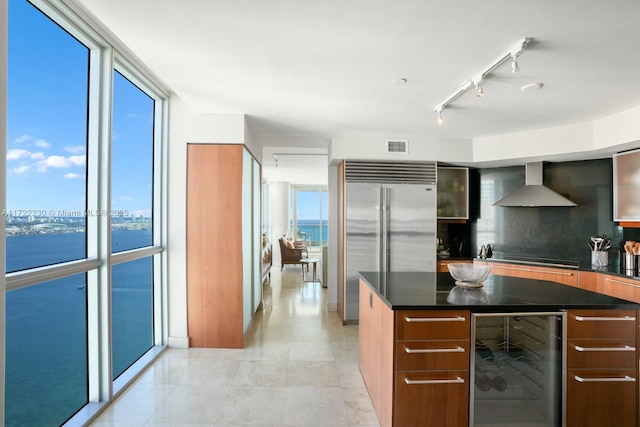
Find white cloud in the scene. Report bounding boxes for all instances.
[34,139,51,148]
[65,145,86,154]
[36,154,86,172]
[13,134,32,144]
[69,155,85,165]
[12,165,29,175]
[7,149,45,161]
[64,173,83,179]
[120,196,134,202]
[7,149,30,160]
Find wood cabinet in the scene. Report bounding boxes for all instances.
[437,258,472,273]
[577,271,603,292]
[395,371,469,427]
[566,310,638,427]
[359,282,470,427]
[186,144,262,348]
[359,279,394,427]
[602,274,640,304]
[484,261,578,287]
[437,167,469,220]
[395,309,470,427]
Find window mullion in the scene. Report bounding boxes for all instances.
[155,97,169,346]
[86,42,113,404]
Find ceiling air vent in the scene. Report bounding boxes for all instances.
[386,139,408,154]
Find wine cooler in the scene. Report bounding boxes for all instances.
[470,312,566,427]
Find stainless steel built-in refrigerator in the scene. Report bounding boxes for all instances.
[343,161,437,323]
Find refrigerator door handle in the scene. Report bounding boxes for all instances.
[379,185,385,274]
[385,186,391,273]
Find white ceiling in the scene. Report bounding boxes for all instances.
[73,0,640,183]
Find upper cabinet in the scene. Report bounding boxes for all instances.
[437,167,469,220]
[614,149,640,222]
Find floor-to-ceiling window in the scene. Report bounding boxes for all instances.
[290,186,328,248]
[110,70,155,379]
[5,1,167,425]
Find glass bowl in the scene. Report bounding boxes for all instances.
[447,286,490,305]
[447,263,491,288]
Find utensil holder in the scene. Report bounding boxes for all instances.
[591,251,608,267]
[623,253,636,274]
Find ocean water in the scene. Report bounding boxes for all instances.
[4,229,153,427]
[295,220,328,246]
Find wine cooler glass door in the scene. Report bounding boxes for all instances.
[470,312,566,427]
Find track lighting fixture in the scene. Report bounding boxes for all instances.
[432,37,532,120]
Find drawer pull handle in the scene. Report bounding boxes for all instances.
[573,345,636,352]
[405,346,465,354]
[405,316,466,323]
[574,375,636,383]
[605,278,640,288]
[404,377,465,385]
[495,265,574,276]
[573,315,636,322]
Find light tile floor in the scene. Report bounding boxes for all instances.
[91,265,380,427]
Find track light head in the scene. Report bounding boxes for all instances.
[511,55,520,73]
[476,84,484,98]
[436,108,444,125]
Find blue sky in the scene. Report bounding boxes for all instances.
[7,0,153,217]
[294,189,328,221]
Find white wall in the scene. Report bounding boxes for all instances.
[330,134,473,165]
[594,105,640,150]
[166,95,248,348]
[330,106,640,168]
[269,181,290,267]
[473,122,595,164]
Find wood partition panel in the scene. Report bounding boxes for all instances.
[187,144,244,348]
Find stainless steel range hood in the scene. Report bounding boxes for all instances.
[493,162,577,207]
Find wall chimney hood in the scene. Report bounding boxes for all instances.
[493,162,577,207]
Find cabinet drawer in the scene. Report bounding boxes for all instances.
[396,310,470,340]
[488,263,578,286]
[603,276,640,304]
[395,371,469,427]
[567,310,637,339]
[396,340,469,371]
[567,339,636,369]
[567,370,637,427]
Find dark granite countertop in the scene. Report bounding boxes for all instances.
[359,271,640,312]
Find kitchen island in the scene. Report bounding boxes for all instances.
[359,271,640,427]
